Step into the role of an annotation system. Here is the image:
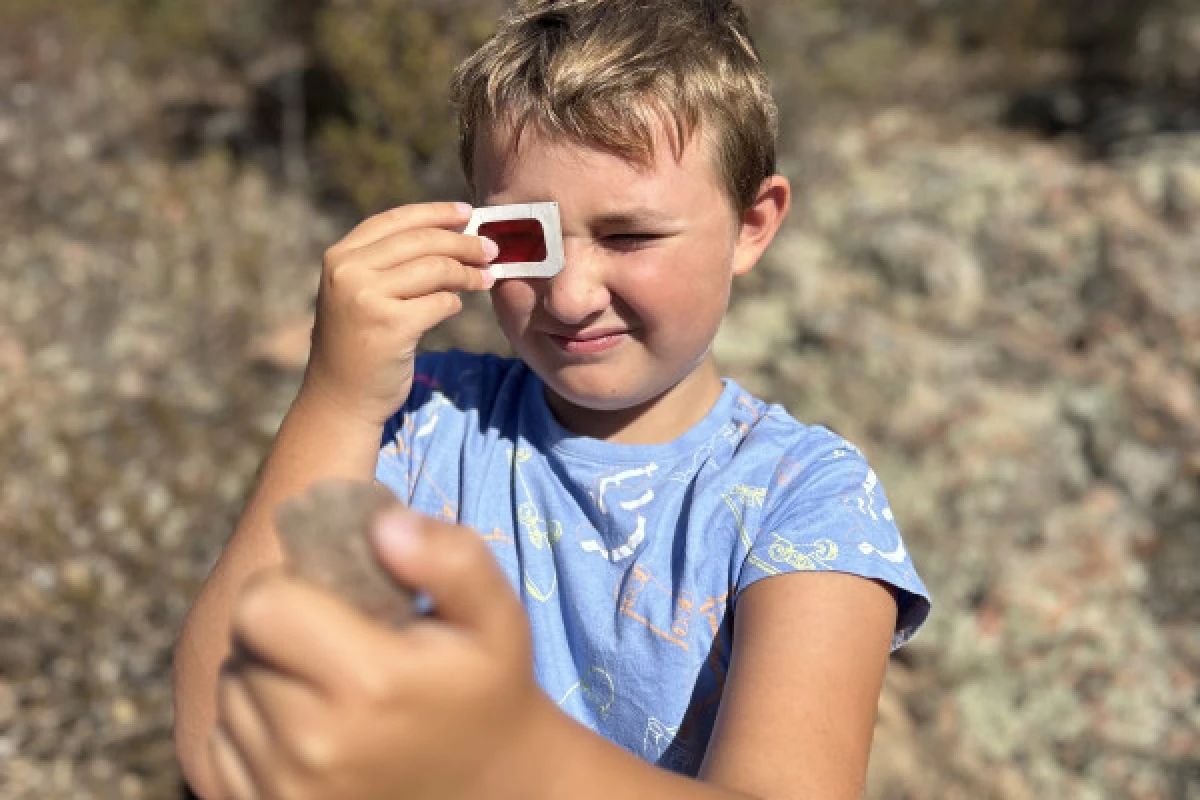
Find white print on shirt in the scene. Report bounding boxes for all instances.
[580,516,645,562]
[578,462,659,563]
[413,390,451,440]
[597,463,658,511]
[859,538,907,563]
[664,422,742,485]
[850,465,908,564]
[644,716,678,760]
[643,715,698,772]
[619,491,654,511]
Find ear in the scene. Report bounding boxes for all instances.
[731,174,791,276]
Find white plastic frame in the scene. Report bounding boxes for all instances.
[464,202,564,279]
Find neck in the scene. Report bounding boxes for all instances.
[543,357,725,445]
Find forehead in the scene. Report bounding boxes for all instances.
[472,117,728,213]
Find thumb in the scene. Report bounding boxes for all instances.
[370,508,519,644]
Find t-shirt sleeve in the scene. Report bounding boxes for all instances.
[374,350,480,507]
[376,353,437,505]
[735,427,931,650]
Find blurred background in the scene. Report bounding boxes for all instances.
[1,0,1198,797]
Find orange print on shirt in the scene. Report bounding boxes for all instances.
[617,564,698,652]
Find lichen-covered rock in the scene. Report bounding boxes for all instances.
[3,4,1199,800]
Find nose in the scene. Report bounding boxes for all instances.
[540,236,610,325]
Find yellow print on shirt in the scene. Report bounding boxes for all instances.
[766,533,839,572]
[509,447,561,602]
[724,484,769,574]
[557,666,615,721]
[518,502,563,549]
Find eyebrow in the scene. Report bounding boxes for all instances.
[589,209,678,227]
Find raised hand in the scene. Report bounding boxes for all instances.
[301,202,499,427]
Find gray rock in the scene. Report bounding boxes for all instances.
[275,479,417,627]
[863,219,984,327]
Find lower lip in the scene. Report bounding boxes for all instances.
[550,332,628,355]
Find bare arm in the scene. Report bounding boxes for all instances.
[513,573,897,800]
[172,384,382,798]
[698,572,897,799]
[172,201,497,799]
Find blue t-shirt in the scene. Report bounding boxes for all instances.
[377,350,930,775]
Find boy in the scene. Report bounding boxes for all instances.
[174,1,931,798]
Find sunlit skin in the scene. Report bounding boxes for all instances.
[185,114,897,800]
[476,121,789,443]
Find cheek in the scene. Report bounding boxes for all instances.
[632,252,731,326]
[490,280,538,331]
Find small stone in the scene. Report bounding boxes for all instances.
[59,560,91,596]
[119,774,144,797]
[111,698,137,727]
[87,758,115,781]
[98,505,125,533]
[93,658,120,685]
[276,480,417,627]
[114,366,148,400]
[1110,440,1178,506]
[864,220,984,327]
[30,565,57,593]
[142,484,171,521]
[156,509,188,550]
[52,757,74,789]
[0,680,17,725]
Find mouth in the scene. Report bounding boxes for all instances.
[545,328,630,355]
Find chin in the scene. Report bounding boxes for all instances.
[547,381,648,413]
[542,365,681,414]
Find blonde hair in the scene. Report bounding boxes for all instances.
[450,0,778,215]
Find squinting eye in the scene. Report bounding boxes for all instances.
[604,233,659,247]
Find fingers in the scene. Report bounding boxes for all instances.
[215,665,272,796]
[210,726,258,800]
[371,510,522,654]
[372,255,495,298]
[231,571,402,696]
[332,201,474,255]
[349,226,498,273]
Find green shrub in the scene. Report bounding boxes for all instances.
[11,0,1198,215]
[311,0,502,211]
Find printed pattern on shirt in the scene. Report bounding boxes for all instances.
[375,351,931,777]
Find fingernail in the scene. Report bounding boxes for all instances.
[480,267,497,290]
[480,236,499,262]
[454,202,473,216]
[374,510,421,561]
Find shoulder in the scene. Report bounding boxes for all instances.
[381,350,533,450]
[723,387,865,493]
[408,349,528,408]
[724,390,931,650]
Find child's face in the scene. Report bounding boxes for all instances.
[474,121,756,440]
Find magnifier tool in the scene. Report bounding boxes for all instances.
[464,202,564,280]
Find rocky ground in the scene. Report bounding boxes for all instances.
[1,13,1197,800]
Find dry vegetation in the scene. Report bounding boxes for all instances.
[1,1,1198,798]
